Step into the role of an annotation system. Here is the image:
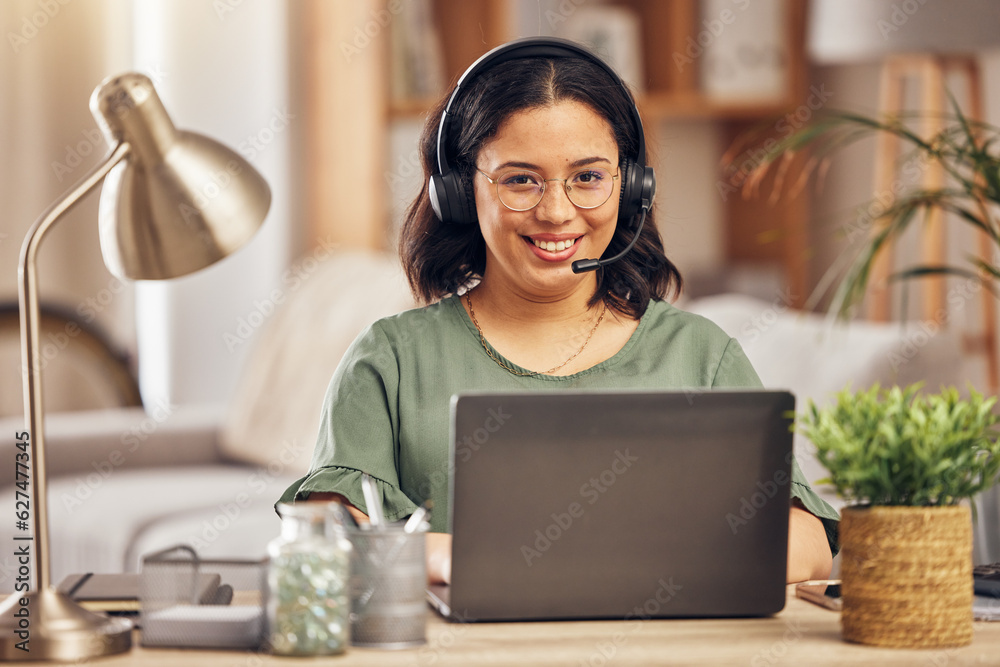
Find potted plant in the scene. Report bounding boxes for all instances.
[796,383,1000,648]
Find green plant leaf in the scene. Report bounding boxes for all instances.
[793,383,1000,506]
[727,102,1000,321]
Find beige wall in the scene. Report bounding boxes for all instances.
[1,0,134,336]
[0,0,135,412]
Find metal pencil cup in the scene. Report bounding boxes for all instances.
[349,527,427,649]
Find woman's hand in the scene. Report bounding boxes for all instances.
[426,532,452,585]
[309,493,451,585]
[786,500,833,583]
[306,492,370,524]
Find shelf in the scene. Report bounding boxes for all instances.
[390,92,798,123]
[387,0,807,126]
[639,92,798,122]
[388,97,441,120]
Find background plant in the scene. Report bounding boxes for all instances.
[796,383,1000,506]
[731,102,1000,317]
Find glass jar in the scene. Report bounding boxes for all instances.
[267,502,352,656]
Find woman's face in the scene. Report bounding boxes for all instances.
[474,99,621,300]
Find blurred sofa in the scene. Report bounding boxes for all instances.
[0,251,416,592]
[1,250,996,593]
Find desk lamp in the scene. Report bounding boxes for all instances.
[0,72,270,661]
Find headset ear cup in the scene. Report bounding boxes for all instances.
[454,169,477,226]
[639,165,656,216]
[429,173,449,223]
[430,171,476,225]
[617,159,639,229]
[462,179,477,226]
[619,162,657,231]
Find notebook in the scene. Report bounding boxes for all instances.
[427,389,795,622]
[57,572,224,614]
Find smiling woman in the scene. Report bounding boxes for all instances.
[278,37,838,588]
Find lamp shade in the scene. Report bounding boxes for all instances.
[809,0,1000,64]
[90,72,270,280]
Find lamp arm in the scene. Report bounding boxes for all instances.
[17,141,131,592]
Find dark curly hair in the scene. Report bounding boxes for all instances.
[398,54,682,319]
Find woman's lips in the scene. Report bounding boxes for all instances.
[523,235,582,262]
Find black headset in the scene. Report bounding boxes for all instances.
[428,36,655,233]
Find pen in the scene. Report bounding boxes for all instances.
[404,500,433,533]
[361,473,385,529]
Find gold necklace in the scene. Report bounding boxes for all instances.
[466,292,607,377]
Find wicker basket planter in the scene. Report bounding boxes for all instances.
[840,505,973,648]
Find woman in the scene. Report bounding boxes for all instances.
[278,38,838,585]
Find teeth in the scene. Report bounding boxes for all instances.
[532,238,575,252]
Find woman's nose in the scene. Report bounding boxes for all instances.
[534,180,575,224]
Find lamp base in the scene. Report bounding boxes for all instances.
[0,587,132,661]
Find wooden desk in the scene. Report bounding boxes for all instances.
[66,587,1000,666]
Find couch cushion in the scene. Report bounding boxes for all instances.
[685,293,968,507]
[219,251,416,472]
[0,406,224,489]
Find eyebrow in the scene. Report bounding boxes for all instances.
[493,156,613,171]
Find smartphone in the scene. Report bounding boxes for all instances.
[974,562,1000,598]
[795,580,842,611]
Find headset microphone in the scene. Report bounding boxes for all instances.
[571,199,651,274]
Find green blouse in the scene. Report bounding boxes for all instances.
[279,296,839,554]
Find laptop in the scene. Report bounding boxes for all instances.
[427,389,795,622]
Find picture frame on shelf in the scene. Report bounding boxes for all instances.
[558,4,644,93]
[700,0,788,103]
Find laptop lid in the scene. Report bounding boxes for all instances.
[434,389,794,622]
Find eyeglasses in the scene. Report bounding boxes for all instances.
[477,166,619,211]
